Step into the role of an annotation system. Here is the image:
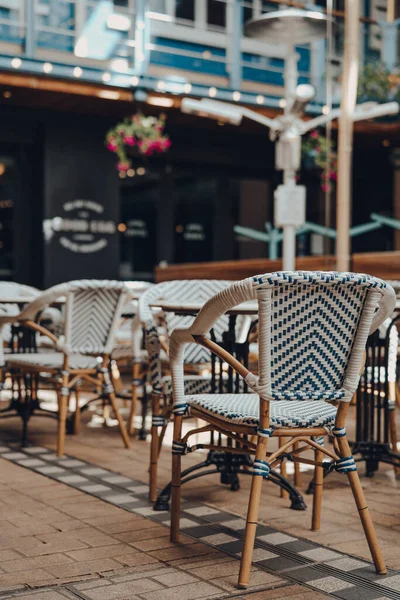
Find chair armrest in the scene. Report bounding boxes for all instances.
[21,320,60,347]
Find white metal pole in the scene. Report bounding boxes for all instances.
[336,0,360,271]
[283,226,296,270]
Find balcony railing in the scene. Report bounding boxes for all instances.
[0,0,396,110]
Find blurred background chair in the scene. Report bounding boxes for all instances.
[0,279,132,455]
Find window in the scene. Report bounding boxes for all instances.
[175,0,195,21]
[243,0,254,24]
[207,0,226,28]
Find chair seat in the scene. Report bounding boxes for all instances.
[187,394,337,429]
[6,353,99,371]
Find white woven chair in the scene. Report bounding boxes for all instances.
[137,280,251,502]
[0,280,133,456]
[169,271,396,588]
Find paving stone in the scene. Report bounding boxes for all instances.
[79,484,113,494]
[257,532,298,546]
[200,533,238,546]
[80,467,110,476]
[211,569,283,592]
[58,460,86,468]
[184,507,221,517]
[153,571,199,587]
[56,475,89,485]
[308,576,355,593]
[101,476,134,485]
[161,518,200,529]
[237,548,278,562]
[84,578,162,599]
[65,544,134,562]
[0,553,74,573]
[221,518,246,531]
[326,556,370,571]
[23,447,50,454]
[103,494,138,505]
[16,459,47,468]
[36,466,67,475]
[8,591,73,599]
[126,485,149,494]
[113,553,160,568]
[45,557,121,578]
[138,581,223,600]
[150,543,212,562]
[377,574,400,590]
[299,548,343,562]
[3,453,27,460]
[14,535,88,557]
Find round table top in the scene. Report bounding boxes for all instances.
[149,300,258,316]
[0,296,66,306]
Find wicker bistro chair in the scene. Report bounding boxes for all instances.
[169,271,396,588]
[0,280,133,456]
[136,280,252,502]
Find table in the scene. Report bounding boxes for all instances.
[151,300,306,512]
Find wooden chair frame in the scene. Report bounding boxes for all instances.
[168,272,396,589]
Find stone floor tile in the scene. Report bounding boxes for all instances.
[23,447,50,454]
[8,591,73,600]
[72,579,113,591]
[58,460,86,468]
[184,507,221,517]
[125,485,148,494]
[113,553,160,568]
[200,533,238,546]
[326,556,369,571]
[80,467,110,476]
[56,475,89,485]
[101,475,134,485]
[139,581,224,600]
[102,494,138,505]
[377,574,400,590]
[0,568,56,589]
[150,543,213,562]
[298,548,342,562]
[14,535,88,557]
[257,532,298,546]
[0,553,74,573]
[16,459,47,468]
[36,466,67,475]
[238,548,278,562]
[84,578,162,599]
[45,557,121,578]
[308,576,354,593]
[152,571,199,587]
[161,518,200,529]
[221,518,246,531]
[79,484,113,494]
[211,570,283,593]
[65,544,134,562]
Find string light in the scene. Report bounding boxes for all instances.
[183,83,192,94]
[209,87,217,98]
[256,95,264,105]
[157,80,165,91]
[131,76,139,86]
[322,105,330,115]
[232,91,241,101]
[73,66,83,78]
[102,72,111,82]
[11,57,21,69]
[43,62,53,74]
[279,98,287,108]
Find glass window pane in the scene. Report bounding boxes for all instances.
[175,0,195,21]
[207,0,226,28]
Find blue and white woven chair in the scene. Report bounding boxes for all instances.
[0,280,133,456]
[136,280,251,502]
[169,271,396,588]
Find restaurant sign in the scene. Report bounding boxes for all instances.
[43,199,116,254]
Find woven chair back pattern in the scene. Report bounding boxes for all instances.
[140,280,249,364]
[65,282,130,356]
[253,272,395,402]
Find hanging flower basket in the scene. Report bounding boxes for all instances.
[105,113,171,172]
[301,130,337,192]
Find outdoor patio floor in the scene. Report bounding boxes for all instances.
[0,398,399,600]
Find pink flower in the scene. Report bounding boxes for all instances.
[124,135,135,146]
[321,183,330,192]
[330,171,337,181]
[310,131,318,139]
[117,161,130,172]
[162,138,171,150]
[106,142,118,152]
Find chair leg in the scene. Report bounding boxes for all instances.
[337,434,386,574]
[170,415,183,543]
[149,393,160,502]
[388,382,400,478]
[293,440,301,487]
[128,362,140,435]
[238,435,269,589]
[73,387,81,435]
[312,447,323,531]
[100,368,130,449]
[279,437,288,499]
[57,375,69,457]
